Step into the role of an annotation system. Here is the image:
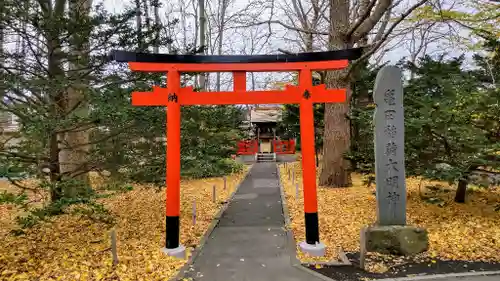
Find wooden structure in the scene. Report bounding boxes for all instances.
[237,107,296,155]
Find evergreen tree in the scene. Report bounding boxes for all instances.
[0,0,244,217]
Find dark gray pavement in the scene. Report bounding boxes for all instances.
[435,277,500,281]
[182,163,323,281]
[382,276,500,281]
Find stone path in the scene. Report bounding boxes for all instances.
[182,162,323,281]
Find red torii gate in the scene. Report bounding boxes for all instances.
[110,48,362,258]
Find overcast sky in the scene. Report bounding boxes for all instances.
[100,0,477,90]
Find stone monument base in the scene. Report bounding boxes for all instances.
[299,241,326,257]
[161,245,187,259]
[362,225,428,255]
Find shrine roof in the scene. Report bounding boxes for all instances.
[250,108,282,123]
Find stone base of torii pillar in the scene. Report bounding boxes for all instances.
[299,241,326,257]
[162,245,187,259]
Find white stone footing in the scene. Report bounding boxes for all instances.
[299,241,326,257]
[161,245,187,259]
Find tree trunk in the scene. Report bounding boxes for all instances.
[44,0,67,201]
[216,0,229,91]
[0,2,3,98]
[198,0,206,90]
[454,178,468,203]
[108,138,121,178]
[49,132,62,201]
[135,0,143,50]
[320,0,352,187]
[320,72,352,187]
[0,4,9,130]
[142,0,150,33]
[153,0,160,53]
[320,0,395,186]
[455,166,477,203]
[59,0,93,196]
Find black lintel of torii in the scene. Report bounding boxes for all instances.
[109,48,363,64]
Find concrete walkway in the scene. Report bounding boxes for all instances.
[182,163,323,281]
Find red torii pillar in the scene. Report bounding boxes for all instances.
[110,49,361,258]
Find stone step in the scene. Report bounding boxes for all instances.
[256,153,276,162]
[257,155,274,159]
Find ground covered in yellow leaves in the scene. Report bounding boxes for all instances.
[0,168,248,281]
[279,162,500,265]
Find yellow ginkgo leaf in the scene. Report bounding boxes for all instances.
[0,169,248,280]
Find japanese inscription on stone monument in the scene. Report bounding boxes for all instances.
[373,66,406,226]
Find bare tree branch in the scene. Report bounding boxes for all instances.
[347,0,429,77]
[290,0,307,27]
[373,2,393,42]
[347,0,378,40]
[277,48,294,54]
[233,19,329,35]
[350,0,394,43]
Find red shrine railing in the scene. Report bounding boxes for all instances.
[236,139,296,154]
[237,140,259,155]
[273,140,296,154]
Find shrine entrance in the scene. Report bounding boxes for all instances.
[110,48,362,257]
[260,141,272,153]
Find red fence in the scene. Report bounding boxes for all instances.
[273,140,296,154]
[236,139,296,155]
[237,140,259,155]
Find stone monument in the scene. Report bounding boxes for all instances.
[373,65,406,226]
[361,66,428,257]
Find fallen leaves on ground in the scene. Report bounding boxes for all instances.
[279,163,500,266]
[0,167,248,281]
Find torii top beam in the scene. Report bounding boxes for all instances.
[109,48,363,72]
